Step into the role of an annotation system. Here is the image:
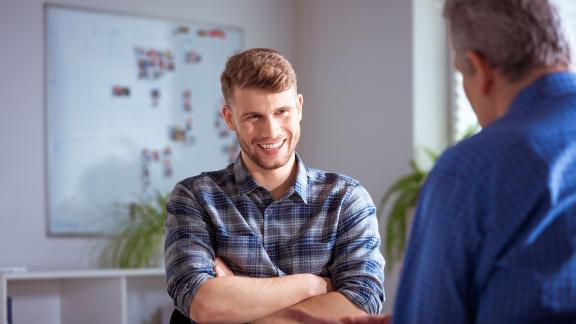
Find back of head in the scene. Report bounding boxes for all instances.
[220,48,297,105]
[444,0,573,81]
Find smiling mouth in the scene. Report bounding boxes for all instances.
[258,140,285,151]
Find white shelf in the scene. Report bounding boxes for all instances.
[1,269,172,324]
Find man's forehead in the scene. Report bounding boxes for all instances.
[231,85,297,95]
[229,87,298,106]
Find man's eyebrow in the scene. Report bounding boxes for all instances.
[240,111,262,117]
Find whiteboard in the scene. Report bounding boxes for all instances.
[46,5,242,235]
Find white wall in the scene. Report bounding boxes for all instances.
[296,0,414,313]
[297,0,413,197]
[0,0,299,270]
[0,0,418,313]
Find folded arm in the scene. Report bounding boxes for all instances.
[253,185,386,323]
[328,184,386,314]
[165,185,331,323]
[213,258,360,324]
[289,308,391,324]
[190,272,331,323]
[166,181,384,323]
[252,292,365,324]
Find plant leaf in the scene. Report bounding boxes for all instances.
[422,147,439,163]
[101,192,169,268]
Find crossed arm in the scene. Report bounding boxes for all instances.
[188,257,366,323]
[165,182,384,323]
[253,292,366,324]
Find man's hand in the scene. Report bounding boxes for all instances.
[319,276,333,292]
[214,257,235,277]
[288,309,392,324]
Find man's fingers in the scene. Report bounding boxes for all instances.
[321,276,334,292]
[214,264,226,277]
[214,257,235,277]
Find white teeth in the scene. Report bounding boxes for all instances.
[259,141,283,150]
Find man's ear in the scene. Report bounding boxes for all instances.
[297,94,303,122]
[221,105,236,131]
[465,51,494,95]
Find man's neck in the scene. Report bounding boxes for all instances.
[242,153,298,201]
[494,65,571,118]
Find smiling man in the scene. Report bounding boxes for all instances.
[165,48,385,323]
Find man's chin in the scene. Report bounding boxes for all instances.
[257,161,289,171]
[255,156,292,171]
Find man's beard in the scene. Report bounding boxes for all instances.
[236,131,299,171]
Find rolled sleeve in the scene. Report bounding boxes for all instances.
[330,184,386,314]
[165,183,216,316]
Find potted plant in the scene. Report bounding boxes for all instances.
[101,191,169,268]
[378,125,478,271]
[377,150,437,271]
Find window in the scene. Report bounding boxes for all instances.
[450,0,576,140]
[450,72,477,140]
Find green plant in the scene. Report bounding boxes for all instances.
[378,125,479,271]
[377,150,437,271]
[101,192,169,268]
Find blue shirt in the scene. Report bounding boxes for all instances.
[394,72,576,323]
[165,154,385,318]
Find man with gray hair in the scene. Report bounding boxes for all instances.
[393,0,576,322]
[292,0,576,323]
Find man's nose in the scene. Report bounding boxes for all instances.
[261,116,281,138]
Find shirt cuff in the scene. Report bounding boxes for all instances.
[175,273,212,317]
[339,285,384,315]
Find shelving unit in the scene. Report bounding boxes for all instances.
[0,268,172,324]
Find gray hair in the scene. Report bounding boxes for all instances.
[444,0,572,81]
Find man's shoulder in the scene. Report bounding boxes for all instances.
[435,118,553,182]
[438,131,493,169]
[172,164,235,196]
[305,166,361,188]
[438,130,504,172]
[303,165,373,205]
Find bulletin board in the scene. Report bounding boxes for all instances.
[45,5,242,235]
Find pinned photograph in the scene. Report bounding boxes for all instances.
[185,50,202,64]
[197,28,226,39]
[112,85,130,97]
[151,88,160,107]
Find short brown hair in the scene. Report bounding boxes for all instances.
[220,48,297,105]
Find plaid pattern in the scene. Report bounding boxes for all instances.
[394,72,576,324]
[165,154,385,318]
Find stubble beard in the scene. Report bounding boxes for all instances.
[236,129,300,171]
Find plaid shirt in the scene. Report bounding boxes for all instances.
[165,154,385,318]
[394,72,576,323]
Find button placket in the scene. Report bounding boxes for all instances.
[262,205,271,251]
[263,203,278,260]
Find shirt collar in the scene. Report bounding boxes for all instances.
[507,71,576,117]
[292,154,309,204]
[233,154,259,195]
[233,153,309,203]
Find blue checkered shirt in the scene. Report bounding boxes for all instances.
[165,154,385,318]
[394,72,576,323]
